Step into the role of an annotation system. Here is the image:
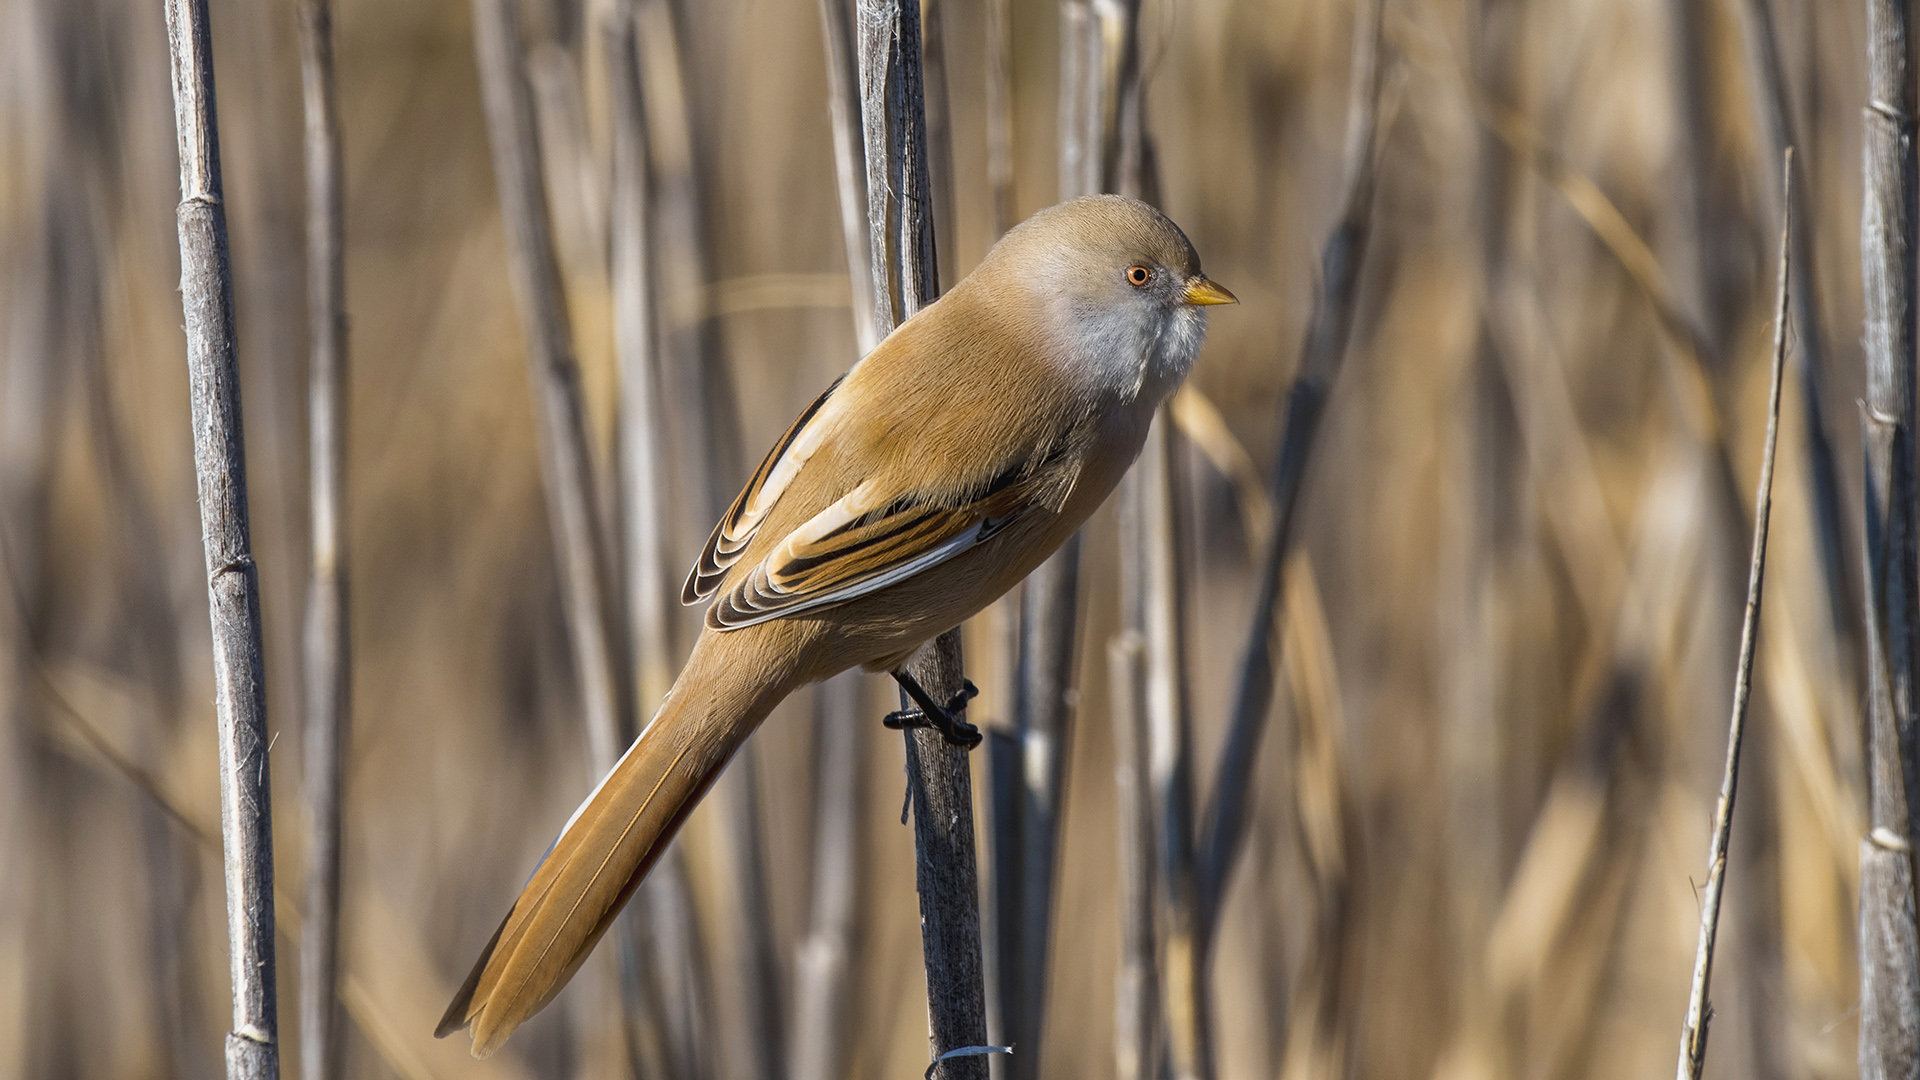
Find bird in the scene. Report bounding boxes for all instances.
[436,194,1235,1056]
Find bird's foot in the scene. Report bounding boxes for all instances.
[884,674,982,749]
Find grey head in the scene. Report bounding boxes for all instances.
[983,194,1237,400]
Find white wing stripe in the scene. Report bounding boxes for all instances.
[715,521,992,630]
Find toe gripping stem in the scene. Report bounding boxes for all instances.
[884,671,982,749]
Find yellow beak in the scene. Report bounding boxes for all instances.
[1183,277,1238,306]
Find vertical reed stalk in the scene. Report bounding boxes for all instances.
[470,0,629,777]
[792,4,881,1077]
[1858,0,1920,1075]
[471,5,657,1074]
[296,2,349,1077]
[1675,154,1792,1080]
[162,1,280,1075]
[855,1,990,1075]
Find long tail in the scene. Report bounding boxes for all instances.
[437,627,795,1056]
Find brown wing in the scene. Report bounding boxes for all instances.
[706,455,1072,630]
[682,375,844,604]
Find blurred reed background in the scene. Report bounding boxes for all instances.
[0,0,1882,1077]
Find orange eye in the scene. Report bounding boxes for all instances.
[1126,265,1151,287]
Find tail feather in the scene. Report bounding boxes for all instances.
[437,631,790,1056]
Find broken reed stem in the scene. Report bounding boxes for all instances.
[1196,0,1384,931]
[854,1,990,1076]
[1675,150,1793,1080]
[296,0,349,1078]
[1741,0,1855,659]
[161,1,281,1075]
[1857,0,1920,1074]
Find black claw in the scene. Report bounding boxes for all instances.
[882,706,927,731]
[886,673,984,748]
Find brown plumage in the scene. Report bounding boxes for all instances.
[437,195,1234,1055]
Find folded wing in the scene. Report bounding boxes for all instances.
[707,454,1069,630]
[683,376,844,604]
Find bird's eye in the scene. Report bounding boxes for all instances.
[1126,265,1152,287]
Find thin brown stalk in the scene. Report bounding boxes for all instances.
[1740,0,1855,659]
[1669,8,1786,1074]
[1675,150,1793,1080]
[162,1,280,1074]
[296,1,349,1077]
[1196,0,1384,931]
[1857,0,1920,1073]
[855,1,990,1075]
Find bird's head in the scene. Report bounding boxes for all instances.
[981,194,1235,398]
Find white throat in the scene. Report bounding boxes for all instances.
[1063,299,1206,405]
